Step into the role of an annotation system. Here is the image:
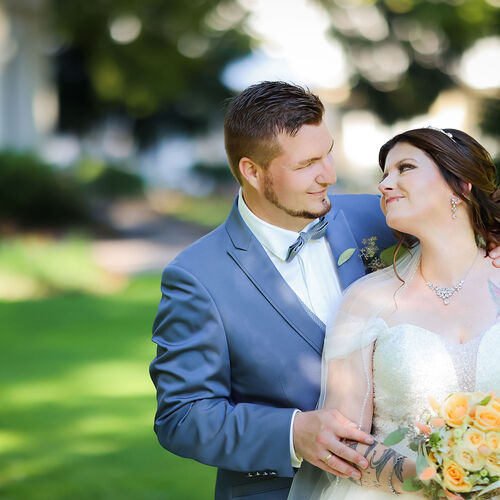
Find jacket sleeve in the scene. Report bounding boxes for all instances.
[149,263,296,476]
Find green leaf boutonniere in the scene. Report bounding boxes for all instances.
[337,248,356,267]
[337,237,408,271]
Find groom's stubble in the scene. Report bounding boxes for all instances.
[263,172,331,220]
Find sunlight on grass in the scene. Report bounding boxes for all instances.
[0,274,216,499]
[0,235,126,300]
[0,431,27,453]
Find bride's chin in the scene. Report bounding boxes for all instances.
[385,215,412,234]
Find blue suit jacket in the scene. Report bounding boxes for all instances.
[150,194,395,499]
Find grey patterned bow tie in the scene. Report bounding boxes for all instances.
[285,217,329,263]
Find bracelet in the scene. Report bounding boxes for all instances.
[388,456,404,496]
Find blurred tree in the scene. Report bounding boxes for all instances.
[316,0,500,126]
[50,0,251,145]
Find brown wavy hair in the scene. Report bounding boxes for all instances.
[378,127,500,266]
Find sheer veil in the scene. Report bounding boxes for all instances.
[288,245,422,500]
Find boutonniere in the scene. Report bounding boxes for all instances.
[337,237,405,272]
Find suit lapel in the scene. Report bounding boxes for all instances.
[326,208,367,289]
[225,201,324,354]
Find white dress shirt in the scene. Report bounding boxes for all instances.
[237,191,343,467]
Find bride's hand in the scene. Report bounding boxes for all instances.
[489,245,500,268]
[292,408,373,479]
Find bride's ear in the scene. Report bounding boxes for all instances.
[459,181,473,199]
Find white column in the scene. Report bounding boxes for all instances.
[0,0,56,150]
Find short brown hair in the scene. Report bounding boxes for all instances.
[379,128,500,253]
[224,81,324,184]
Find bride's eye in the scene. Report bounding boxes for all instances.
[398,163,415,173]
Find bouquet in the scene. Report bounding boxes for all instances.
[384,392,500,499]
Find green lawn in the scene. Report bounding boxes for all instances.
[0,275,216,499]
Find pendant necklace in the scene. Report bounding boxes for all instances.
[421,249,480,305]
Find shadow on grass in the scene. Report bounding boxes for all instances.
[0,275,216,500]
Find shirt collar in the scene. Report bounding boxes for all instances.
[237,188,320,261]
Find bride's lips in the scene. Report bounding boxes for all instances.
[385,196,404,205]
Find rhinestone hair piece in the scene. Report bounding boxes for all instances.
[426,125,455,141]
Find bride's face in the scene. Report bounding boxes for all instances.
[378,142,456,234]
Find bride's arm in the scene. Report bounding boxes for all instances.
[324,350,419,495]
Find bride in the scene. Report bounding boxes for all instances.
[289,127,500,499]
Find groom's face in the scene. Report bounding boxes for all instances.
[258,121,336,229]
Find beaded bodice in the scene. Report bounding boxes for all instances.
[371,321,500,458]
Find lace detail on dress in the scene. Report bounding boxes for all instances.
[443,335,482,392]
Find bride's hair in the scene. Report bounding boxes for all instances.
[379,128,500,257]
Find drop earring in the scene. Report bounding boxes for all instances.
[450,197,460,219]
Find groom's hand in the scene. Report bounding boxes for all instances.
[293,409,374,479]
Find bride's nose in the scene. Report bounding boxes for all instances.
[378,176,394,195]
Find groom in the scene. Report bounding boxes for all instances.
[150,81,500,500]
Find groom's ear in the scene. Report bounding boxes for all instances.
[239,157,261,189]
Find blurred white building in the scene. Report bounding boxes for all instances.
[0,0,56,149]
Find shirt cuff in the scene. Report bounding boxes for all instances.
[290,409,303,468]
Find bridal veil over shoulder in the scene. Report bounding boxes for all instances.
[288,246,500,500]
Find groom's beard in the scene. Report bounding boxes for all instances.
[263,174,331,220]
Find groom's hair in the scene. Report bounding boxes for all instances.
[224,81,324,184]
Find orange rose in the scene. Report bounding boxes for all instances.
[473,405,500,432]
[463,428,485,449]
[442,460,472,493]
[440,393,470,428]
[486,431,500,452]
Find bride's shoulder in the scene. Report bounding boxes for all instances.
[341,268,398,315]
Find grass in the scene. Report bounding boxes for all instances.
[0,274,216,499]
[0,235,123,300]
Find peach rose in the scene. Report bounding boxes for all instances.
[473,405,500,432]
[486,431,500,452]
[442,460,472,493]
[463,428,485,450]
[415,422,431,435]
[419,466,437,481]
[453,446,484,471]
[430,417,445,428]
[440,393,470,428]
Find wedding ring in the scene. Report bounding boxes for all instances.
[321,453,333,464]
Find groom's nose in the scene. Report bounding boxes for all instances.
[316,154,336,186]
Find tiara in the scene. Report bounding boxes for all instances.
[426,125,454,141]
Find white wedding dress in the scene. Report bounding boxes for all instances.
[290,320,500,500]
[289,247,500,500]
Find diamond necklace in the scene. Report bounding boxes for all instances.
[421,249,480,305]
